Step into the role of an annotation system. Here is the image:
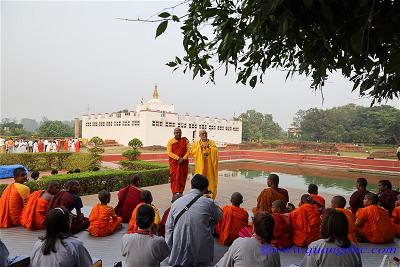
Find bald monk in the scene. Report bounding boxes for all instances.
[289,194,321,247]
[88,190,122,237]
[115,175,142,223]
[271,200,293,249]
[158,193,183,237]
[308,184,325,209]
[349,178,370,214]
[355,193,394,243]
[215,192,249,245]
[392,194,400,237]
[21,181,60,230]
[331,195,357,244]
[128,190,160,234]
[253,174,289,214]
[0,167,30,227]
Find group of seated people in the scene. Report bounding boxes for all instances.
[0,167,399,266]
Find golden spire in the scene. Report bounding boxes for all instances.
[152,84,159,99]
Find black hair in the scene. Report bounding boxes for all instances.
[268,174,279,185]
[191,174,209,191]
[253,212,275,243]
[40,207,70,255]
[13,167,26,178]
[51,169,59,175]
[31,171,40,180]
[98,189,110,203]
[331,195,346,208]
[136,204,155,229]
[321,208,351,248]
[356,177,368,188]
[308,184,318,194]
[379,180,392,190]
[140,190,153,204]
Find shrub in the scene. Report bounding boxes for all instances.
[89,136,104,146]
[119,160,168,171]
[122,149,141,161]
[0,167,169,196]
[128,138,143,149]
[0,152,99,172]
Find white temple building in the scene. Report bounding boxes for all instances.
[82,85,242,147]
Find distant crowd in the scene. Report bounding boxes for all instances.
[0,137,80,153]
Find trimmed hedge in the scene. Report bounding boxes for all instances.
[0,152,98,171]
[119,160,168,171]
[0,167,169,196]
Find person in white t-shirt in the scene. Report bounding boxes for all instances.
[46,142,52,152]
[0,136,5,153]
[28,140,33,152]
[51,142,57,152]
[33,141,39,153]
[44,139,49,152]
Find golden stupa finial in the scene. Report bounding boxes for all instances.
[153,84,159,99]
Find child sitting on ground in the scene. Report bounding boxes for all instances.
[271,199,293,248]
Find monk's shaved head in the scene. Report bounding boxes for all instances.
[272,199,286,213]
[171,193,183,203]
[267,174,279,187]
[140,190,153,204]
[65,180,80,194]
[308,184,318,194]
[331,195,346,208]
[174,128,182,140]
[301,194,312,204]
[364,193,379,205]
[231,192,243,207]
[129,175,140,187]
[98,189,111,204]
[47,181,60,195]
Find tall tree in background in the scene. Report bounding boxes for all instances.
[238,110,283,142]
[37,121,74,137]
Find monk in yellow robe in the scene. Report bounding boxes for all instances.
[215,192,249,245]
[253,174,289,214]
[128,190,160,234]
[308,184,325,209]
[88,190,122,237]
[331,195,357,244]
[355,193,394,243]
[0,167,30,227]
[289,194,321,247]
[191,129,218,199]
[21,181,60,230]
[392,194,400,237]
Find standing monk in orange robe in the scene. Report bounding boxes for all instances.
[167,128,190,194]
[128,190,160,234]
[253,174,289,214]
[392,194,400,237]
[38,139,44,152]
[308,184,325,209]
[331,195,357,244]
[355,193,394,244]
[271,199,293,249]
[64,138,69,151]
[289,194,321,247]
[88,190,122,237]
[21,181,60,230]
[0,167,30,227]
[158,193,183,237]
[115,175,142,223]
[74,139,80,152]
[215,192,249,245]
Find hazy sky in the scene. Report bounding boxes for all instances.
[2,1,399,129]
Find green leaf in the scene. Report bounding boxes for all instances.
[158,12,170,18]
[166,61,177,67]
[175,57,182,64]
[249,75,257,87]
[172,15,180,22]
[155,21,168,38]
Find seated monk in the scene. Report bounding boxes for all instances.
[308,184,325,209]
[215,192,249,245]
[349,178,370,214]
[331,195,357,244]
[253,174,288,214]
[378,180,399,215]
[355,193,394,244]
[158,193,182,237]
[115,175,142,223]
[392,194,400,237]
[47,180,89,234]
[88,189,122,237]
[128,190,160,234]
[21,181,60,230]
[289,194,321,247]
[271,199,293,249]
[0,167,30,227]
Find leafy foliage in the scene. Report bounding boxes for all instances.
[294,104,400,144]
[0,120,30,137]
[238,110,283,142]
[37,121,73,137]
[89,136,104,146]
[157,0,400,103]
[122,149,141,161]
[119,160,168,171]
[128,138,143,149]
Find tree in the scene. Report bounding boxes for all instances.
[123,138,143,160]
[128,138,143,149]
[89,136,104,146]
[37,121,74,137]
[0,120,29,136]
[152,0,400,103]
[238,110,283,142]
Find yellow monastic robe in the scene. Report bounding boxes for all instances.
[191,139,218,199]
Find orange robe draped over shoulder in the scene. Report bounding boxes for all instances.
[392,206,400,237]
[0,183,30,227]
[309,194,325,208]
[254,187,289,214]
[21,190,48,230]
[215,206,249,245]
[167,137,189,194]
[356,205,394,244]
[272,213,293,249]
[128,203,160,234]
[88,203,122,237]
[335,208,357,244]
[289,204,321,247]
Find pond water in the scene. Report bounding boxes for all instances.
[210,161,400,196]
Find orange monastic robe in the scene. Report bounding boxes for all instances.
[127,203,160,234]
[88,203,122,237]
[335,208,357,244]
[356,205,394,244]
[167,137,190,194]
[254,187,289,214]
[392,206,400,237]
[21,190,49,230]
[289,203,321,247]
[309,193,325,208]
[215,206,249,245]
[272,213,293,249]
[0,183,30,227]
